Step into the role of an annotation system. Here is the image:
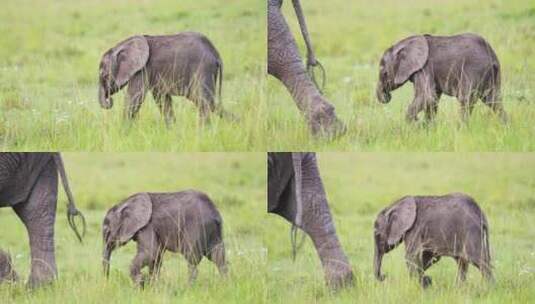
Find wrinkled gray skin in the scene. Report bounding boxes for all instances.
[0,250,18,283]
[102,190,227,287]
[98,32,230,125]
[376,33,507,123]
[0,153,86,288]
[374,193,494,288]
[268,153,353,289]
[268,0,345,137]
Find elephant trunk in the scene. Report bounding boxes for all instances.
[298,156,353,289]
[99,84,113,109]
[374,237,385,281]
[267,3,345,138]
[103,244,113,278]
[376,81,391,104]
[304,220,353,289]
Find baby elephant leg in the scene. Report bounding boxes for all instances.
[148,248,165,280]
[184,251,202,285]
[208,242,228,277]
[455,257,469,283]
[130,249,150,288]
[153,91,176,126]
[406,251,433,288]
[130,228,159,287]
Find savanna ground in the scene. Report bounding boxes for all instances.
[0,153,268,303]
[0,0,266,151]
[0,153,533,303]
[267,0,535,151]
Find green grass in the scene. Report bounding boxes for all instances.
[0,153,268,303]
[0,153,534,303]
[0,0,266,151]
[267,0,535,151]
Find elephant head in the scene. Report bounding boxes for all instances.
[376,36,429,103]
[268,152,353,289]
[98,36,149,109]
[102,193,152,277]
[373,197,417,281]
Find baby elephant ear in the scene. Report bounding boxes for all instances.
[393,36,429,86]
[117,193,152,244]
[112,36,149,88]
[386,196,417,247]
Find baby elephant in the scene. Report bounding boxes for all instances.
[98,32,228,124]
[102,190,228,287]
[376,33,507,123]
[373,193,493,288]
[0,249,18,283]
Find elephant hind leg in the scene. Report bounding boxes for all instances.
[207,241,228,277]
[482,94,508,123]
[125,72,147,120]
[153,91,175,126]
[13,161,58,288]
[455,257,469,283]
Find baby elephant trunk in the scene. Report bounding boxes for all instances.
[376,81,391,104]
[374,240,385,281]
[102,244,114,277]
[98,84,114,109]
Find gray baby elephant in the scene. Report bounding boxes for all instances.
[102,190,228,287]
[98,32,229,124]
[376,33,507,123]
[373,193,493,288]
[0,249,18,283]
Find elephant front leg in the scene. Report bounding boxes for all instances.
[405,251,431,288]
[125,72,147,120]
[13,163,58,288]
[406,96,425,122]
[267,3,344,137]
[130,251,150,288]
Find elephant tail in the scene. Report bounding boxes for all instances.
[214,60,238,122]
[53,153,86,243]
[217,59,223,108]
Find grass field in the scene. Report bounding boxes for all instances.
[267,0,535,151]
[0,0,266,151]
[0,153,533,303]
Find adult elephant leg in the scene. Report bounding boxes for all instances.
[267,2,345,137]
[13,161,58,288]
[299,154,353,289]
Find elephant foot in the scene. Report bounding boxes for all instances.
[325,264,354,291]
[307,96,346,139]
[421,275,432,289]
[27,275,55,289]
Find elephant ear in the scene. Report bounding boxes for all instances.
[393,36,429,86]
[386,196,417,246]
[112,36,149,88]
[116,193,152,244]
